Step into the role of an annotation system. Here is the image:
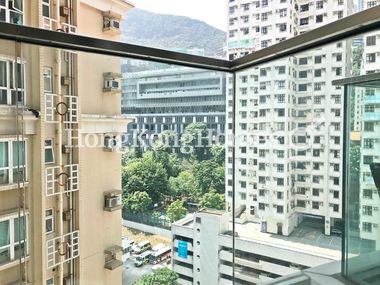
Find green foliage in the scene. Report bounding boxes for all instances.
[122,148,140,166]
[122,155,169,203]
[133,268,179,285]
[193,160,225,195]
[122,9,225,57]
[167,200,187,223]
[210,145,225,165]
[199,189,225,210]
[169,171,197,198]
[182,122,210,160]
[123,191,152,214]
[352,46,363,76]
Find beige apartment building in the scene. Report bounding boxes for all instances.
[0,0,134,284]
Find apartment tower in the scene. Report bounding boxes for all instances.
[0,0,134,284]
[226,0,353,236]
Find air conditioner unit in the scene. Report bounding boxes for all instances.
[60,6,70,17]
[105,195,122,208]
[110,19,120,29]
[104,79,119,90]
[63,211,72,221]
[61,76,70,86]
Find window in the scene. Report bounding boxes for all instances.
[44,139,54,164]
[259,203,265,210]
[46,277,54,285]
[314,56,322,64]
[278,94,285,103]
[363,139,374,149]
[299,71,307,78]
[312,188,319,196]
[278,66,285,74]
[336,67,342,76]
[0,59,25,105]
[240,193,246,200]
[316,15,323,23]
[277,178,284,186]
[314,83,321,91]
[312,202,319,210]
[314,69,322,77]
[298,84,307,91]
[0,140,26,185]
[277,164,284,173]
[300,4,309,11]
[366,53,376,63]
[300,18,309,26]
[42,0,51,18]
[316,1,323,9]
[364,122,374,132]
[336,54,342,62]
[363,156,373,165]
[363,206,373,216]
[299,58,308,65]
[363,222,372,232]
[333,204,339,212]
[366,36,376,46]
[277,206,284,214]
[43,67,53,92]
[279,8,287,17]
[279,23,287,32]
[0,0,23,24]
[0,214,28,265]
[363,189,373,199]
[261,13,268,21]
[333,177,339,185]
[45,209,54,234]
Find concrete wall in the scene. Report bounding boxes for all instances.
[122,220,172,239]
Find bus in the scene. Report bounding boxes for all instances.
[132,240,151,254]
[149,246,171,265]
[134,250,152,267]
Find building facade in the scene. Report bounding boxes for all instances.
[121,66,226,152]
[0,0,134,284]
[171,209,340,285]
[226,0,354,236]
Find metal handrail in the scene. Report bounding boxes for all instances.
[0,6,379,72]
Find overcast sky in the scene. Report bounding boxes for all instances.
[132,0,227,31]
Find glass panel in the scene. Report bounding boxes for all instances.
[0,60,6,87]
[344,79,380,284]
[14,216,26,243]
[0,141,8,167]
[12,141,25,166]
[0,247,10,265]
[0,220,10,247]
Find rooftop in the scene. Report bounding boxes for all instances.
[229,221,341,260]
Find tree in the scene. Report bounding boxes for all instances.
[199,189,225,210]
[210,144,225,166]
[123,191,152,214]
[133,268,178,285]
[167,200,187,223]
[193,160,225,195]
[169,171,197,198]
[182,122,211,160]
[122,155,169,204]
[352,46,363,76]
[122,148,140,166]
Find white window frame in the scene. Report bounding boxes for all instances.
[43,67,53,93]
[0,139,27,186]
[44,139,54,164]
[42,0,51,18]
[0,57,26,105]
[0,0,24,24]
[46,277,54,285]
[0,212,29,265]
[45,208,54,235]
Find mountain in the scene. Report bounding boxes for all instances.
[122,9,226,58]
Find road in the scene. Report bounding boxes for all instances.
[122,256,154,285]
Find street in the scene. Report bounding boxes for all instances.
[122,256,154,285]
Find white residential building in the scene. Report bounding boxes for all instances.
[226,0,354,236]
[171,209,340,285]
